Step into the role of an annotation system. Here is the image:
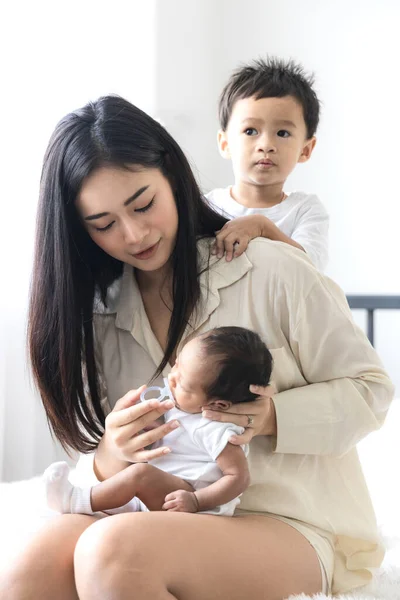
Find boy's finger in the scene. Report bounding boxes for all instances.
[223,238,238,262]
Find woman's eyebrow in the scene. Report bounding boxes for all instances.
[84,185,150,221]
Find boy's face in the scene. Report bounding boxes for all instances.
[218,95,316,189]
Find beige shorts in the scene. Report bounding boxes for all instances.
[235,510,335,595]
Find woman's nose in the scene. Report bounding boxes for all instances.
[122,219,148,245]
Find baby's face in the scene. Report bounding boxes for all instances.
[168,337,211,413]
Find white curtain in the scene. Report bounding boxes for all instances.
[0,0,157,482]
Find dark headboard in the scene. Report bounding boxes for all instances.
[346,295,400,346]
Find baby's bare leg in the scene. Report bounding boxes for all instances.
[91,463,194,512]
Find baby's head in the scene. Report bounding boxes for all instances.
[168,326,273,413]
[217,56,320,189]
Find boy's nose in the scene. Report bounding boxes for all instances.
[257,134,276,153]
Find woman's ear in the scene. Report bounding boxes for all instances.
[206,399,232,411]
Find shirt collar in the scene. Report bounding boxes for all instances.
[94,237,253,333]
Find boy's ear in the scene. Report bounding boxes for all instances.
[217,130,231,159]
[298,136,317,164]
[206,399,232,411]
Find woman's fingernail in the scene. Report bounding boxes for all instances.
[163,447,171,454]
[229,436,238,443]
[164,400,174,409]
[202,411,212,418]
[170,420,180,428]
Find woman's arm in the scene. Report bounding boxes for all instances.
[273,276,394,456]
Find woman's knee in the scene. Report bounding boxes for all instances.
[0,514,95,600]
[74,513,155,593]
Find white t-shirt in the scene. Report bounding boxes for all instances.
[150,406,247,516]
[206,187,329,272]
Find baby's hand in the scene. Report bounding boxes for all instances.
[162,489,199,513]
[212,215,268,261]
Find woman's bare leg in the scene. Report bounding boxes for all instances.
[74,512,323,600]
[91,463,194,512]
[0,514,97,600]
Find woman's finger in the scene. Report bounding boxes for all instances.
[202,399,265,418]
[229,429,254,445]
[249,384,275,397]
[111,386,146,411]
[130,446,172,463]
[110,397,175,429]
[203,411,252,429]
[132,418,179,447]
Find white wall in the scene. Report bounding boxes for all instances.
[0,0,157,481]
[1,0,399,481]
[154,0,400,392]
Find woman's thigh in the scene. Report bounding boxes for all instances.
[74,512,323,600]
[0,514,98,600]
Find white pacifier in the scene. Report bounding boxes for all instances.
[140,377,174,403]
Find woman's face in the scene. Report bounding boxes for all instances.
[76,166,179,275]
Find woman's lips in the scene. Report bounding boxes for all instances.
[131,240,160,260]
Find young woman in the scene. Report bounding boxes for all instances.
[0,95,393,599]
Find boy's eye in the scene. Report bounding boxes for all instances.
[135,197,155,213]
[277,130,290,138]
[244,127,258,136]
[96,221,115,232]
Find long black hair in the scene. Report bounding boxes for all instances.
[28,95,227,453]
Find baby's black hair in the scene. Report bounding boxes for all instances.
[201,326,272,404]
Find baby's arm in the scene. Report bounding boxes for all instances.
[163,444,250,513]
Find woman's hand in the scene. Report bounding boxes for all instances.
[201,385,276,445]
[94,386,179,480]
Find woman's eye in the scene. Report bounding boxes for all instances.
[277,130,290,138]
[244,127,258,136]
[95,221,114,232]
[135,197,155,213]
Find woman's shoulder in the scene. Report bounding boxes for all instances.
[246,238,317,272]
[243,238,324,295]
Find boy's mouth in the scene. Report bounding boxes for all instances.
[256,158,275,166]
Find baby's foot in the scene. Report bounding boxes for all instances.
[43,461,74,513]
[43,461,92,514]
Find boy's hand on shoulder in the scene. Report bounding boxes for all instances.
[212,215,275,261]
